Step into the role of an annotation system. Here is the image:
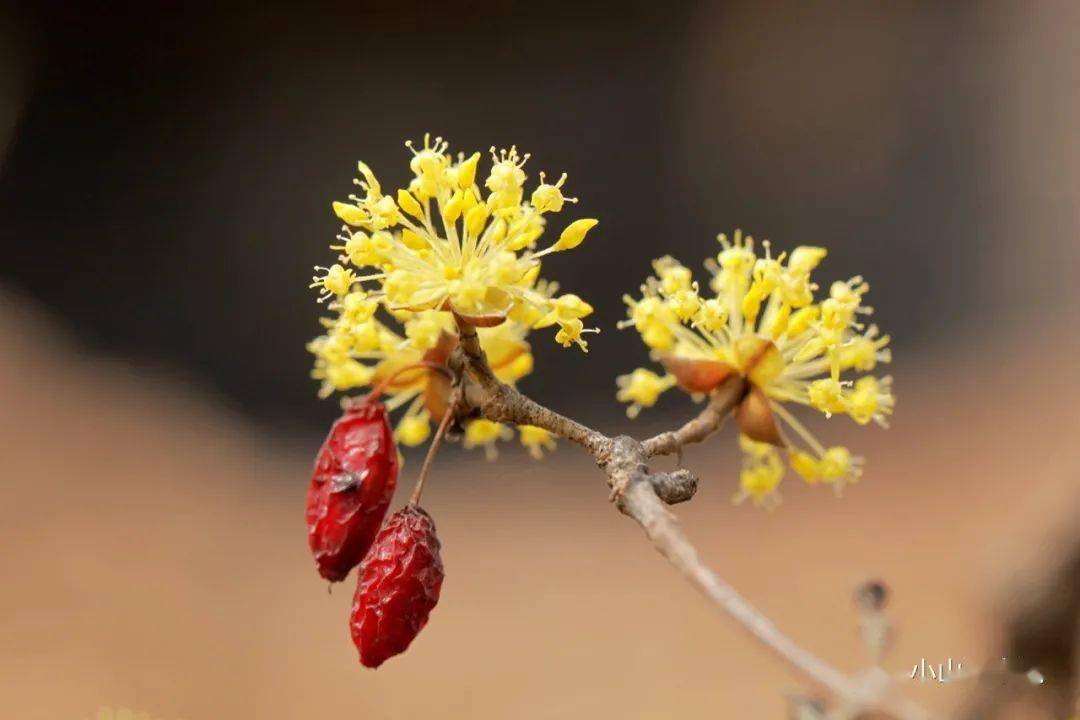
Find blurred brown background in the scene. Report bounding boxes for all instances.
[1,1,1079,718]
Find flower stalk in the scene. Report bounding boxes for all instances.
[408,389,460,507]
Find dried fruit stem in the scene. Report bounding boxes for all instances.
[452,317,925,718]
[409,390,459,506]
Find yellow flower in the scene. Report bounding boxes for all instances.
[531,172,576,214]
[309,263,356,301]
[819,446,862,485]
[316,134,599,349]
[555,318,590,350]
[845,376,894,427]
[464,419,513,460]
[733,436,784,508]
[618,230,894,503]
[615,368,677,418]
[519,425,557,459]
[807,378,847,416]
[396,411,431,447]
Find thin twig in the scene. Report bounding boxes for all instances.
[409,390,459,506]
[642,377,748,457]
[449,316,893,708]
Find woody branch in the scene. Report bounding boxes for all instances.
[450,316,902,709]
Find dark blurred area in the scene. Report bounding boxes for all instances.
[0,0,694,433]
[4,1,1074,436]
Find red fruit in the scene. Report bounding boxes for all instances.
[351,506,444,668]
[306,402,399,582]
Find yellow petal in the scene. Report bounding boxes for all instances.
[400,227,427,250]
[552,218,598,251]
[465,204,490,236]
[458,152,481,188]
[789,450,820,483]
[332,201,367,226]
[396,189,423,220]
[787,246,827,275]
[443,190,465,223]
[356,161,380,195]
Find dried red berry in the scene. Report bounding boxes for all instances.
[351,505,444,668]
[306,402,399,582]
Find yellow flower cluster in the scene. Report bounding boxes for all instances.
[311,134,599,350]
[617,230,894,506]
[308,135,598,458]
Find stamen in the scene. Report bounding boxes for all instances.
[771,401,827,456]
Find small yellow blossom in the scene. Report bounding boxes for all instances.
[618,230,895,505]
[519,425,557,459]
[819,446,862,486]
[845,376,894,427]
[534,293,594,328]
[396,411,432,447]
[786,445,863,492]
[464,419,513,460]
[310,263,356,301]
[556,318,597,351]
[734,436,784,508]
[615,368,677,418]
[807,378,848,417]
[531,172,577,214]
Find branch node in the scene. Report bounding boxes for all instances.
[650,468,699,505]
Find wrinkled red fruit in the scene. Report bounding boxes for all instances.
[306,402,399,582]
[351,506,444,668]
